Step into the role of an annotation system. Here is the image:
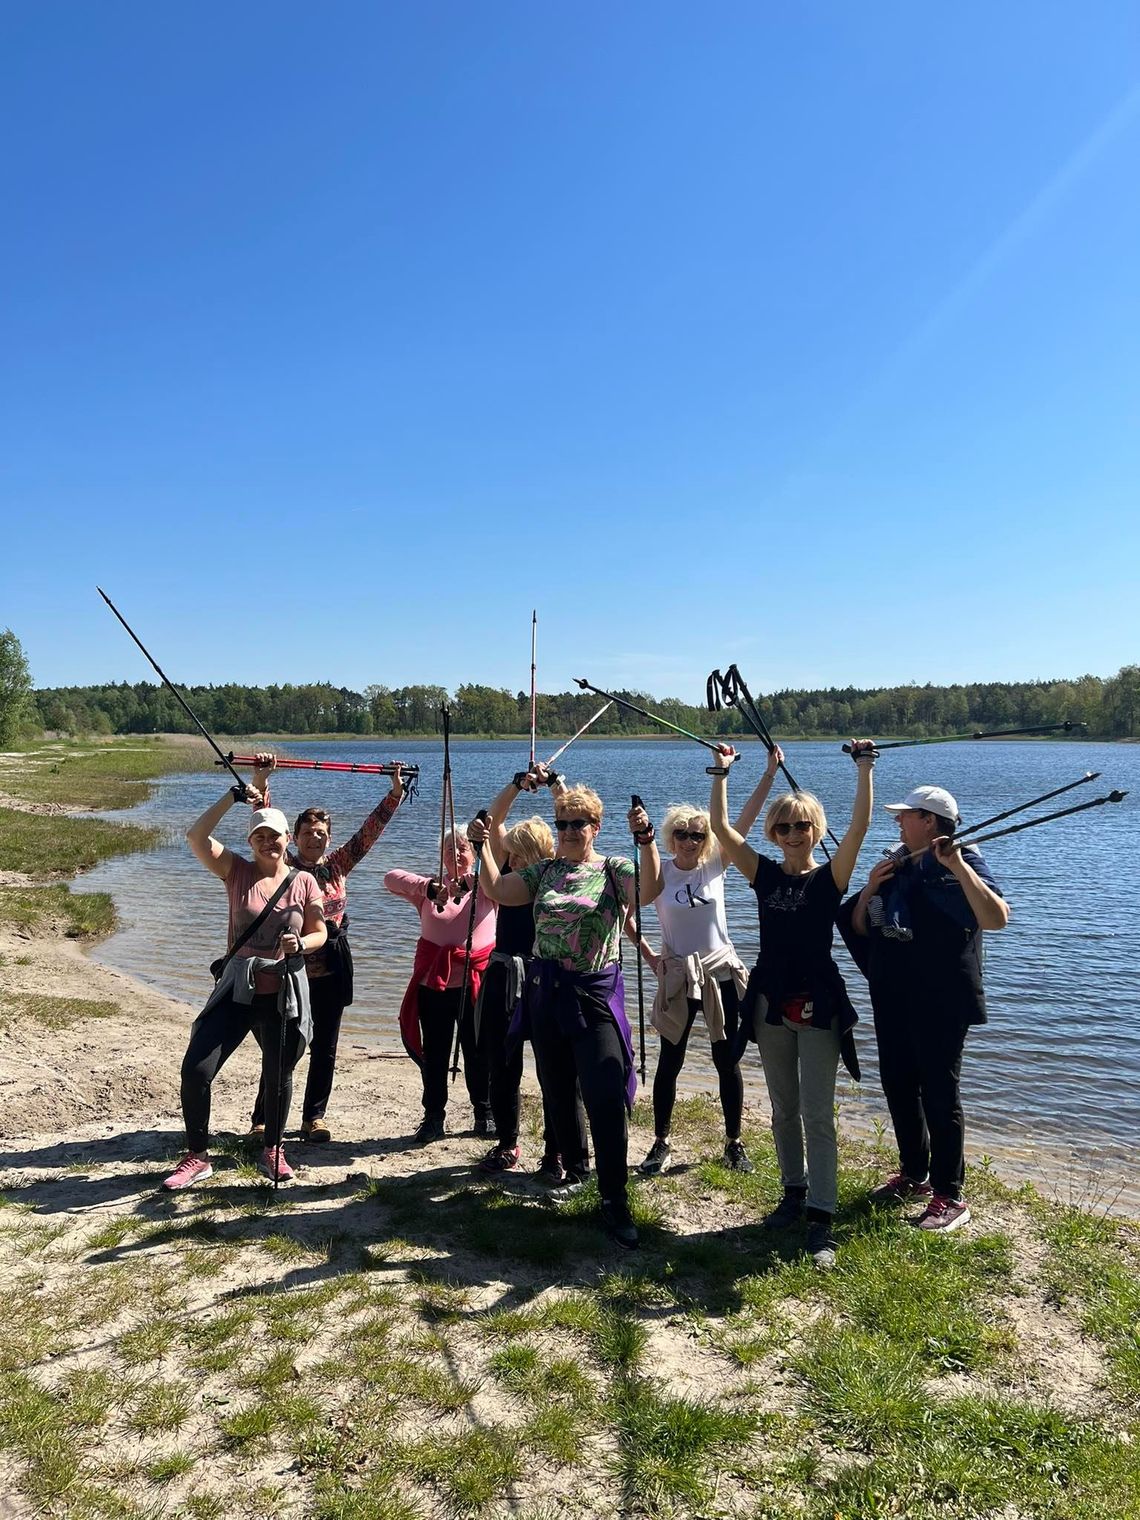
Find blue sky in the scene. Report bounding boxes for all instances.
[2,3,1137,701]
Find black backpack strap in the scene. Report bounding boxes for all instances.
[213,868,299,983]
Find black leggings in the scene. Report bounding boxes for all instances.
[477,962,560,1150]
[873,996,969,1199]
[652,982,743,1139]
[181,991,305,1152]
[417,985,491,1124]
[252,975,345,1127]
[530,997,628,1204]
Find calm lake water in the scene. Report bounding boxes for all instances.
[86,738,1140,1208]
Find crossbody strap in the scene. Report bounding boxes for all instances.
[214,868,298,982]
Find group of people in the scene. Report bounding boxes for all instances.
[164,740,1009,1263]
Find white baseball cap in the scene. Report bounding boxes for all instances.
[883,786,960,824]
[247,807,290,839]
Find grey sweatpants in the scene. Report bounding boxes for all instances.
[755,1013,841,1215]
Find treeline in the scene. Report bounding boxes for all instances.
[32,665,1139,739]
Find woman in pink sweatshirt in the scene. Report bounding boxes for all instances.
[385,825,497,1143]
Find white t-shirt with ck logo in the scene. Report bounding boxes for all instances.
[654,847,734,959]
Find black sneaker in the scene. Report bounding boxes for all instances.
[761,1186,807,1229]
[535,1153,567,1186]
[723,1139,754,1173]
[472,1114,493,1139]
[599,1198,639,1250]
[546,1169,591,1204]
[639,1137,672,1176]
[806,1218,837,1270]
[412,1116,445,1145]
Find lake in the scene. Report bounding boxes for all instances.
[85,737,1140,1208]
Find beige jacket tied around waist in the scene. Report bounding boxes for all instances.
[650,945,749,1046]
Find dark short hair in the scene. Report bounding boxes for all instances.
[921,809,957,837]
[294,806,332,836]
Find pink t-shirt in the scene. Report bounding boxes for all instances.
[384,869,497,988]
[225,856,323,995]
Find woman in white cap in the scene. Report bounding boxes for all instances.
[164,783,327,1189]
[846,784,1008,1233]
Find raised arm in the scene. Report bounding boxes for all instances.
[327,766,405,875]
[829,742,877,893]
[470,825,535,906]
[628,799,664,905]
[733,744,782,836]
[709,748,761,883]
[186,783,262,880]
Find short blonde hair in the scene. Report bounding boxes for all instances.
[505,815,555,867]
[556,786,603,827]
[764,791,827,847]
[661,804,715,865]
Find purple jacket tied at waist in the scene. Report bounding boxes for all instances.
[508,957,637,1111]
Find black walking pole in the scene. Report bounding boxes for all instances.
[843,720,1087,753]
[274,981,288,1195]
[708,665,838,853]
[573,678,723,753]
[631,794,647,1085]
[97,588,248,791]
[953,790,1127,851]
[451,811,489,1083]
[435,707,454,913]
[957,772,1101,842]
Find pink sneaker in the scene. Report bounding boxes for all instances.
[162,1153,213,1191]
[869,1171,933,1205]
[915,1194,971,1232]
[259,1146,294,1183]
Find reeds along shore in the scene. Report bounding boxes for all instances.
[0,737,1137,1519]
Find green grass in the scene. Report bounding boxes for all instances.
[1034,1201,1140,1398]
[0,807,161,876]
[3,738,206,810]
[0,881,118,938]
[610,1377,757,1515]
[0,990,119,1032]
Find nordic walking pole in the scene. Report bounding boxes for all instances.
[451,810,489,1083]
[957,773,1101,842]
[97,587,247,790]
[542,701,614,768]
[574,678,722,752]
[895,789,1127,864]
[435,707,451,911]
[631,794,647,1084]
[274,995,286,1195]
[529,610,538,769]
[708,666,838,853]
[842,720,1087,753]
[221,756,420,779]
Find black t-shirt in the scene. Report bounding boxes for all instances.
[752,856,846,1012]
[495,868,536,957]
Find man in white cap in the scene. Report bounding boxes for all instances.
[846,784,1009,1232]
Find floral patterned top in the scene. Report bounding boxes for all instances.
[517,855,635,974]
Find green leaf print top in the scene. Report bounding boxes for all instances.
[517,856,635,974]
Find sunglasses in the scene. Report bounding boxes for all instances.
[554,817,594,833]
[673,829,707,843]
[774,820,813,836]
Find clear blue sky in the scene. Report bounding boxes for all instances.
[2,3,1137,700]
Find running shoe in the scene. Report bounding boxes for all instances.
[478,1144,520,1174]
[534,1154,566,1186]
[245,1123,266,1145]
[869,1172,933,1205]
[161,1154,213,1191]
[259,1146,294,1183]
[472,1114,493,1139]
[915,1194,971,1232]
[723,1139,754,1173]
[599,1198,639,1250]
[301,1119,331,1144]
[412,1116,446,1145]
[761,1186,807,1229]
[806,1218,837,1270]
[639,1137,672,1176]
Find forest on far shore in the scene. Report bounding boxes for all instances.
[28,664,1140,741]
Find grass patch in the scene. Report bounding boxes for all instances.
[0,882,117,938]
[0,807,160,877]
[1035,1202,1140,1398]
[610,1377,756,1515]
[0,991,119,1032]
[3,739,205,810]
[405,1426,522,1512]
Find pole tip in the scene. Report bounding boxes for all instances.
[573,677,587,689]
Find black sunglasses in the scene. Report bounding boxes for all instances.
[554,817,593,832]
[673,829,707,842]
[774,820,813,836]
